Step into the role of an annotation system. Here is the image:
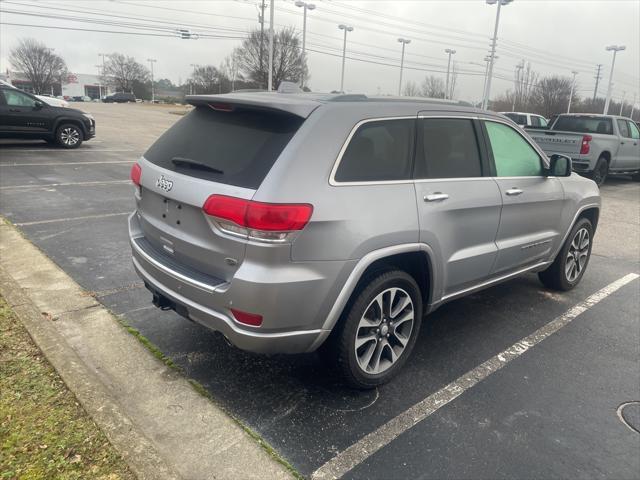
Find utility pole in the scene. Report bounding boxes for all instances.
[593,63,603,102]
[482,0,512,110]
[444,48,456,100]
[512,59,525,111]
[95,64,102,99]
[398,38,411,96]
[295,1,316,88]
[338,24,354,92]
[98,53,108,97]
[481,55,494,105]
[147,58,156,103]
[259,0,266,89]
[630,93,637,120]
[567,70,578,113]
[603,45,625,114]
[619,91,626,115]
[267,0,274,91]
[189,64,198,95]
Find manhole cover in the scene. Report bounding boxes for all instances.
[617,402,640,434]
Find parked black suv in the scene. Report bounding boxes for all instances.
[103,92,136,103]
[0,85,95,148]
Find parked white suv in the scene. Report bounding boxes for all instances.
[501,112,548,129]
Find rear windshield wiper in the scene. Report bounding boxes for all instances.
[171,156,224,174]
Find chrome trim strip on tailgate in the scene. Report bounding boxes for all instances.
[131,235,227,293]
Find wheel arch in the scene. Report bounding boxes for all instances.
[53,117,87,137]
[320,244,435,334]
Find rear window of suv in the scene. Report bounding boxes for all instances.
[144,106,303,189]
[553,115,613,135]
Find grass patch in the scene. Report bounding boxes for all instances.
[0,297,135,480]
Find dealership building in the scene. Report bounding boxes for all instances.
[2,70,113,99]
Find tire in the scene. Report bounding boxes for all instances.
[591,156,608,186]
[321,270,423,389]
[56,123,83,149]
[538,217,593,291]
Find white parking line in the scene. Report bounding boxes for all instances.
[0,148,136,153]
[311,273,640,480]
[14,212,131,226]
[1,180,129,190]
[0,161,134,167]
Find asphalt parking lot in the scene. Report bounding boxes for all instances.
[1,102,639,479]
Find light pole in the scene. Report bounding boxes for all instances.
[267,0,275,91]
[147,58,157,103]
[398,38,411,96]
[512,60,524,110]
[338,24,354,92]
[630,93,637,120]
[189,64,198,94]
[98,53,108,97]
[295,1,315,88]
[567,70,578,113]
[95,64,102,99]
[603,45,625,114]
[482,0,512,110]
[480,55,496,105]
[444,48,456,100]
[619,91,626,115]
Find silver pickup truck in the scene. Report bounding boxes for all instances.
[528,113,640,185]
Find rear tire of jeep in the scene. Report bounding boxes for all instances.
[56,123,83,149]
[321,270,423,389]
[538,217,593,291]
[591,157,608,186]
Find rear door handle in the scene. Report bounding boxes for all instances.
[424,192,449,202]
[505,188,523,196]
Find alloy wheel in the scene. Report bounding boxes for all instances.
[60,127,80,146]
[565,227,590,282]
[354,287,414,375]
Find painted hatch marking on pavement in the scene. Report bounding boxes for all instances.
[14,212,132,227]
[0,180,130,190]
[312,273,640,480]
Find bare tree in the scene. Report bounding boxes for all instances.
[402,80,421,97]
[235,27,306,89]
[9,38,67,94]
[421,75,445,98]
[532,75,573,118]
[513,62,538,110]
[103,53,149,93]
[189,65,223,94]
[219,53,242,92]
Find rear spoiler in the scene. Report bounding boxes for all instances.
[186,93,321,118]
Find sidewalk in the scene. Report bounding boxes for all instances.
[0,220,294,480]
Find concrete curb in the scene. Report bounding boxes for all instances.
[0,221,294,480]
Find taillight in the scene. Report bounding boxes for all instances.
[580,135,592,155]
[230,308,263,327]
[130,163,142,186]
[202,194,313,242]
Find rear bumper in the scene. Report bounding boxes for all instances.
[128,213,347,354]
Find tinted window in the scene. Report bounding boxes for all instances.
[144,106,303,189]
[485,121,543,177]
[530,116,541,127]
[628,121,640,140]
[3,89,37,107]
[335,119,414,182]
[415,118,482,179]
[504,113,526,125]
[553,115,613,135]
[617,119,630,138]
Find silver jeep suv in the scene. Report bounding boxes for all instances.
[129,93,600,388]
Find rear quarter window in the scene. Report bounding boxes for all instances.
[144,106,303,189]
[553,116,613,135]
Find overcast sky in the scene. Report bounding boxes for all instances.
[1,0,638,104]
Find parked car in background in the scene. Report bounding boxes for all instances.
[528,113,640,185]
[0,84,95,148]
[72,95,92,102]
[36,94,70,108]
[129,92,600,388]
[501,111,549,128]
[103,92,136,103]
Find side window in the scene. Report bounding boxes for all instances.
[627,121,640,140]
[485,121,543,177]
[334,119,414,182]
[539,117,548,127]
[617,119,630,138]
[530,116,541,127]
[3,89,37,108]
[415,118,482,179]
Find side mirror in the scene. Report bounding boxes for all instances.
[547,154,572,177]
[34,101,44,110]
